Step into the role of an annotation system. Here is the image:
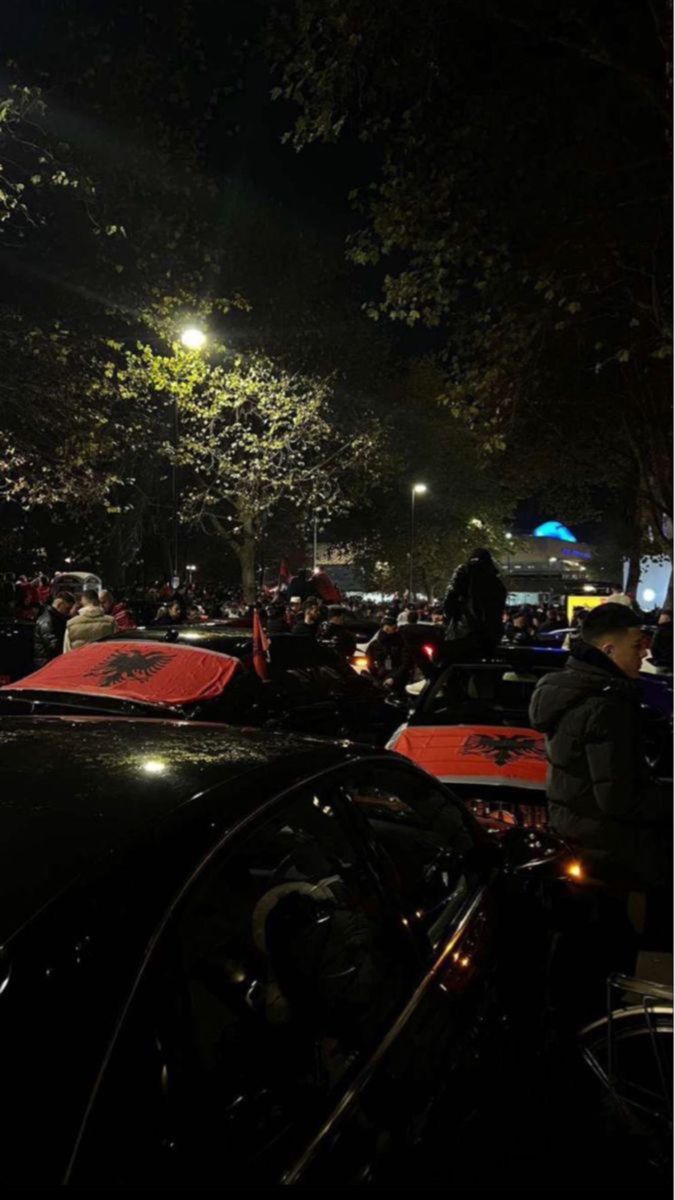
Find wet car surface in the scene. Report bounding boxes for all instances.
[0,629,400,744]
[0,715,582,1188]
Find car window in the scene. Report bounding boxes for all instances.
[73,784,412,1186]
[338,762,478,955]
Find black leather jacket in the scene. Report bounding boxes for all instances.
[33,605,67,666]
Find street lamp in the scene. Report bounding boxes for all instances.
[410,483,428,599]
[180,326,207,351]
[187,563,197,585]
[172,329,207,584]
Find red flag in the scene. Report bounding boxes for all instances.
[252,608,270,681]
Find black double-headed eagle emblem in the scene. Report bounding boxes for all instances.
[86,648,172,688]
[461,733,546,767]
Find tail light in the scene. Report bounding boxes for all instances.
[423,644,435,660]
[564,860,584,881]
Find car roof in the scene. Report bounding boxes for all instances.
[2,639,243,707]
[113,622,252,640]
[0,716,363,945]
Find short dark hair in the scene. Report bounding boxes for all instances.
[407,609,419,623]
[581,603,642,644]
[55,590,75,605]
[82,589,99,605]
[304,596,320,611]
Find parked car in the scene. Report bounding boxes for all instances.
[0,715,584,1188]
[388,648,672,825]
[0,631,400,744]
[388,657,554,827]
[51,570,102,598]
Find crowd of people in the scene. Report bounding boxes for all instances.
[5,551,674,937]
[10,556,674,682]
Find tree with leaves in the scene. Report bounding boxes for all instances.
[114,338,380,599]
[270,0,672,575]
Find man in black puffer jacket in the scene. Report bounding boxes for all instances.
[529,603,671,891]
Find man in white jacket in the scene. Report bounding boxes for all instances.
[63,589,116,652]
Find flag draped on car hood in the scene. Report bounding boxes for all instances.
[1,640,243,706]
[388,724,548,790]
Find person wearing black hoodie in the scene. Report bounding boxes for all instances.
[529,604,671,895]
[440,548,506,665]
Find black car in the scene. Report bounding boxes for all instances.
[390,648,672,824]
[0,627,401,744]
[0,716,582,1188]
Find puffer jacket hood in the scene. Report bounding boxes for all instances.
[528,640,669,889]
[64,605,117,652]
[529,642,634,734]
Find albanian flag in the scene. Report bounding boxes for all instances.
[252,608,270,681]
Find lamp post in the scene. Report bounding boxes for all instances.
[409,483,428,600]
[172,326,207,584]
[504,533,514,591]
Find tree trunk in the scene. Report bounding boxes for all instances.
[237,522,257,603]
[624,516,644,597]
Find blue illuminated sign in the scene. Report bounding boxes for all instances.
[533,521,577,543]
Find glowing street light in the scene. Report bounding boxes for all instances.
[410,483,428,598]
[180,326,207,351]
[141,759,167,775]
[172,329,206,582]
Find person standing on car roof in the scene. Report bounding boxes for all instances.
[441,548,507,665]
[529,604,671,924]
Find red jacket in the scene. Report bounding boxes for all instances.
[112,603,136,631]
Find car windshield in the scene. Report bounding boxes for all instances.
[415,663,549,728]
